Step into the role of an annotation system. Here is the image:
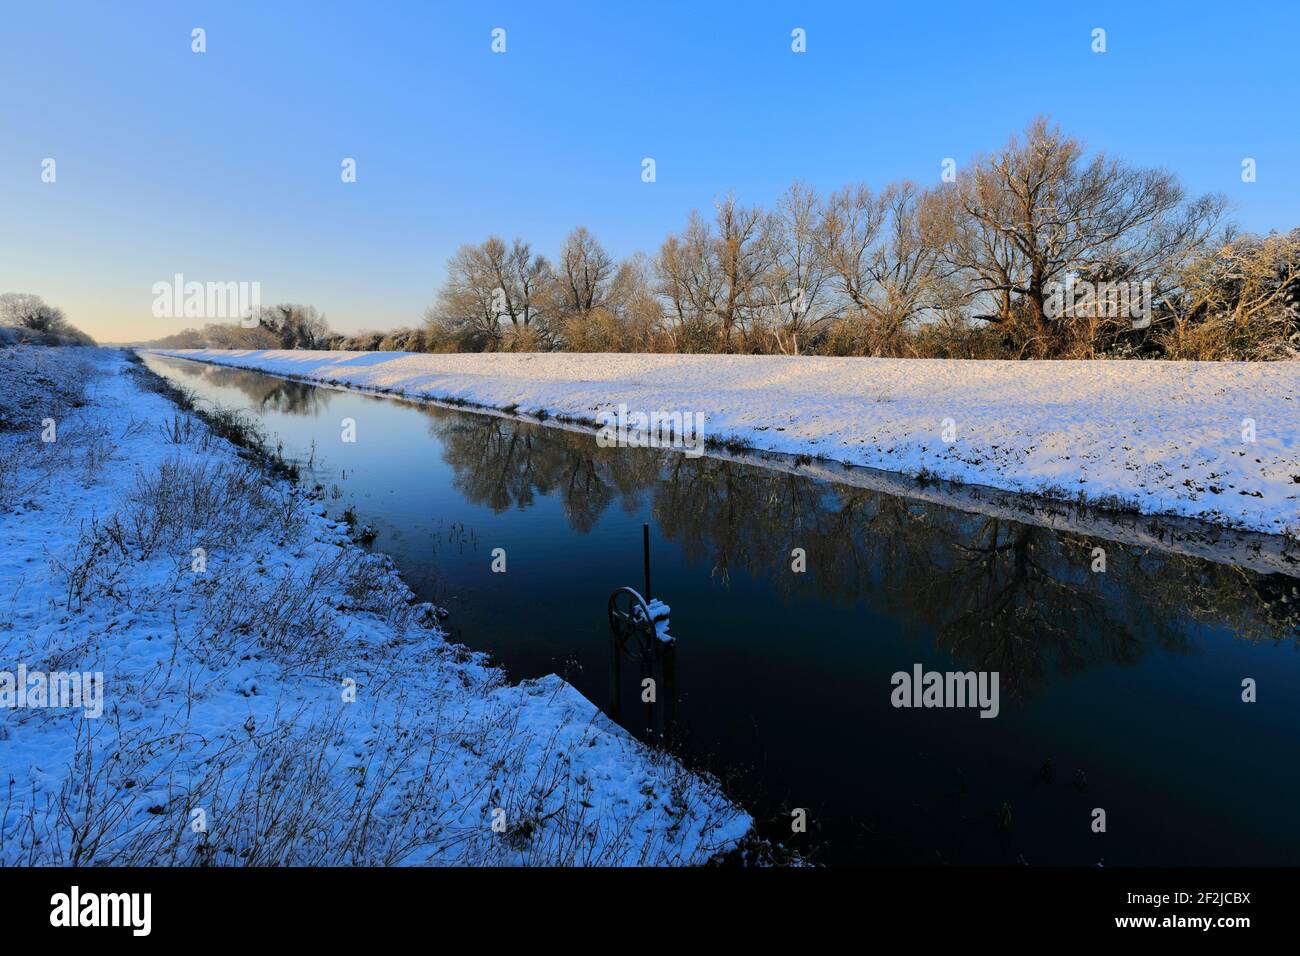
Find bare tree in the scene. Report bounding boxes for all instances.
[424,237,555,350]
[937,117,1221,354]
[0,292,93,345]
[555,227,615,316]
[1163,229,1300,359]
[1,292,68,334]
[758,183,834,354]
[820,184,885,314]
[713,193,770,349]
[425,242,507,349]
[654,211,724,351]
[821,182,945,354]
[605,252,664,350]
[654,196,770,351]
[255,304,330,349]
[500,238,553,332]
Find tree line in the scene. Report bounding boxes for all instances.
[0,294,95,347]
[157,117,1300,360]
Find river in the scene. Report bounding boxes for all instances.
[141,352,1300,866]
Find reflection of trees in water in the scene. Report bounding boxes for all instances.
[424,406,1300,700]
[161,360,333,416]
[427,411,654,533]
[655,455,826,586]
[890,521,1149,702]
[658,456,1298,700]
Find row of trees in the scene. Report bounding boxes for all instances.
[152,304,330,351]
[153,118,1300,360]
[424,227,662,353]
[422,118,1297,359]
[0,293,95,347]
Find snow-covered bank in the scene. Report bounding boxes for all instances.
[0,347,749,865]
[155,349,1300,537]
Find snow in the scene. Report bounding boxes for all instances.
[0,346,750,865]
[645,599,673,644]
[154,349,1300,537]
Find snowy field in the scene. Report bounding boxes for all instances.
[157,349,1300,537]
[0,346,749,865]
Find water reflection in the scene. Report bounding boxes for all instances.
[159,357,1300,708]
[175,360,335,416]
[434,414,650,531]
[424,409,1298,703]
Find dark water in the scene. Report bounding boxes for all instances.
[141,353,1300,867]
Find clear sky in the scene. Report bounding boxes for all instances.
[2,0,1297,343]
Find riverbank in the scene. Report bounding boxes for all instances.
[0,346,750,865]
[154,349,1300,538]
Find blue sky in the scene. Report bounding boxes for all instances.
[2,0,1297,342]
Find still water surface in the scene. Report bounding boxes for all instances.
[142,353,1300,866]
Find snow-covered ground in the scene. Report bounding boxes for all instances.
[156,349,1300,537]
[0,346,749,865]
